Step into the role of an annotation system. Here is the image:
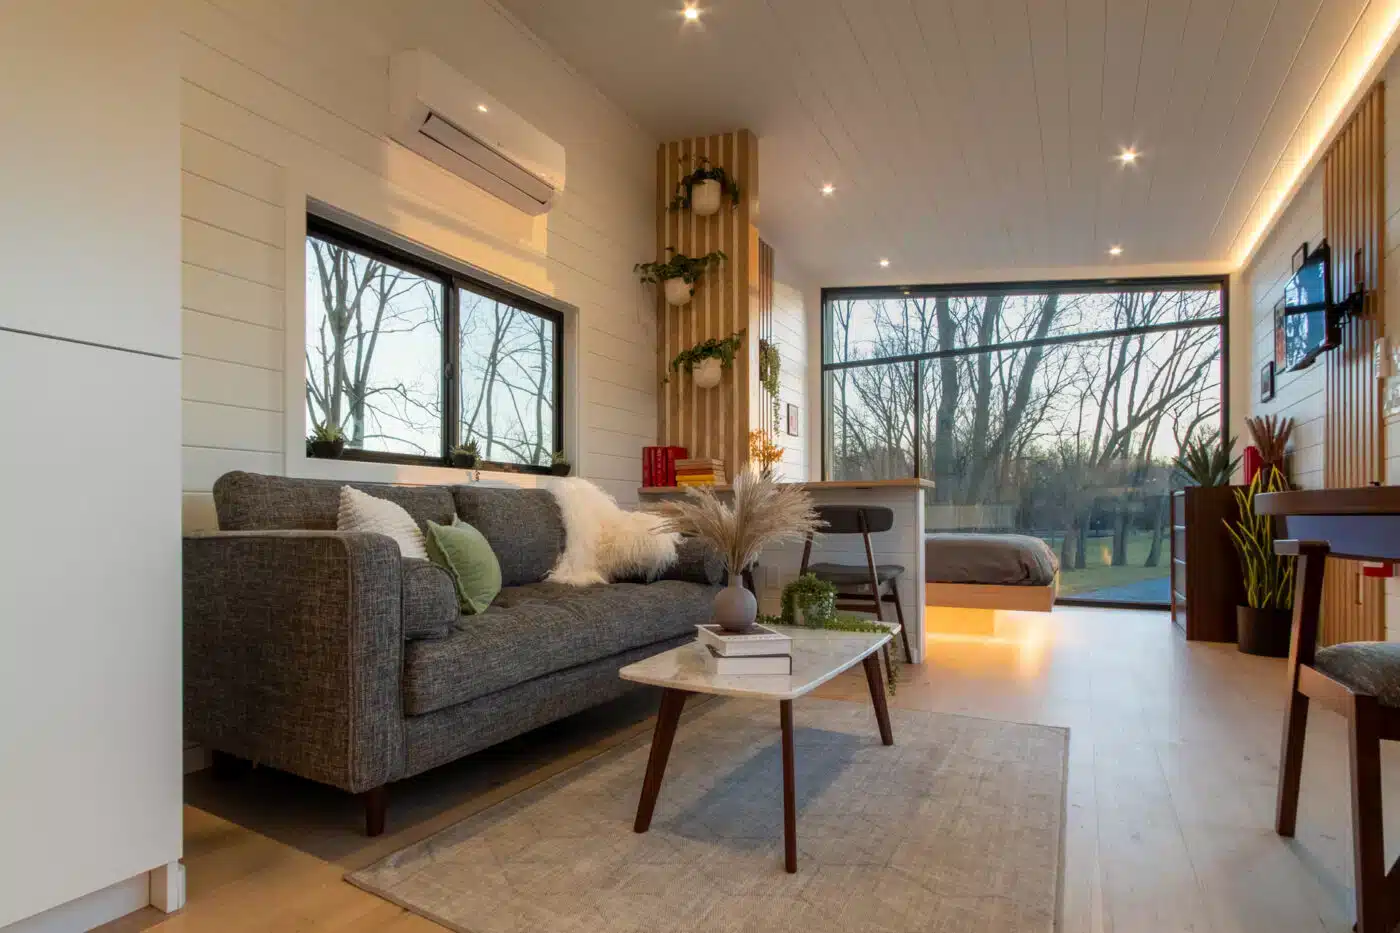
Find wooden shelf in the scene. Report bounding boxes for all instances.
[639,478,935,495]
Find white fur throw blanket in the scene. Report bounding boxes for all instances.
[546,478,678,585]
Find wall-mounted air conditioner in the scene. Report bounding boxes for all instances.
[388,49,565,215]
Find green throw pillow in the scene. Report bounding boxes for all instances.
[425,518,502,614]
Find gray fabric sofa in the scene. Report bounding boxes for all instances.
[184,471,720,834]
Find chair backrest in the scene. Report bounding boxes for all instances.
[814,505,894,535]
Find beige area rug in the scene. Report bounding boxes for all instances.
[348,698,1068,933]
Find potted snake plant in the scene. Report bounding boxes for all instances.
[1224,465,1295,657]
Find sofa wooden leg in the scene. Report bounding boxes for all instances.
[363,785,388,837]
[210,750,250,780]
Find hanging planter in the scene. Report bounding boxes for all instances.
[635,247,726,308]
[693,356,723,389]
[667,330,744,390]
[668,156,740,215]
[663,277,693,307]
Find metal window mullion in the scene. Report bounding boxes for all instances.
[444,280,460,458]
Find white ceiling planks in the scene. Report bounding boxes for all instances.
[497,0,1400,283]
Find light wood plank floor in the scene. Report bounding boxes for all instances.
[103,606,1398,932]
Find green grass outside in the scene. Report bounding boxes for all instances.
[1038,530,1169,596]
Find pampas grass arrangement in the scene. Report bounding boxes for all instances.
[653,463,821,579]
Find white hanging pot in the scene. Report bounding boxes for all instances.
[664,277,693,307]
[690,179,723,216]
[692,356,723,390]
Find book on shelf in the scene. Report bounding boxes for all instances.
[696,623,792,657]
[702,645,793,676]
[642,446,689,486]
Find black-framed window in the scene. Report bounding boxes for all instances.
[304,215,564,473]
[821,276,1227,607]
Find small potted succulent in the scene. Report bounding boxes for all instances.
[668,330,744,389]
[668,156,741,216]
[451,440,479,469]
[636,247,727,307]
[549,450,572,476]
[307,422,345,459]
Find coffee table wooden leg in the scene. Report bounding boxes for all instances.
[863,654,894,746]
[781,699,797,873]
[634,688,689,833]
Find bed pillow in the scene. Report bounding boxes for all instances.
[425,518,502,614]
[337,485,428,559]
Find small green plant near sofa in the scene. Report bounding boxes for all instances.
[451,440,479,469]
[307,422,346,459]
[549,450,571,476]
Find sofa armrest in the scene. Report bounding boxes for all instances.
[183,530,406,793]
[656,536,725,585]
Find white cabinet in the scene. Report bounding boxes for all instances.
[0,331,182,927]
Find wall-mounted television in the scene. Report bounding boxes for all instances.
[1277,240,1339,372]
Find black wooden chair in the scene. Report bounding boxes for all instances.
[1276,540,1400,933]
[798,505,913,663]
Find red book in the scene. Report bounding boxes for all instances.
[642,446,654,487]
[666,446,687,486]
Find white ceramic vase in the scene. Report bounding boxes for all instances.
[693,356,723,390]
[690,179,722,216]
[664,277,693,306]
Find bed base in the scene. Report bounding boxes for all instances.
[924,580,1057,612]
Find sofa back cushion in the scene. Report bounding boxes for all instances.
[213,471,456,532]
[451,486,564,586]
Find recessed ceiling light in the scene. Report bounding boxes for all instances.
[682,5,700,21]
[821,183,835,196]
[477,104,489,113]
[879,258,890,267]
[1108,245,1124,256]
[1116,148,1139,165]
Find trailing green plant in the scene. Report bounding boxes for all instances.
[758,609,902,693]
[1223,465,1295,610]
[308,422,344,443]
[668,156,741,211]
[758,338,781,433]
[1174,431,1240,487]
[668,330,745,376]
[635,247,727,285]
[780,573,836,625]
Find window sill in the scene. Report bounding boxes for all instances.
[288,452,551,489]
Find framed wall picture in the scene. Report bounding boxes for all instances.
[785,403,799,436]
[1274,296,1287,373]
[1260,360,1275,403]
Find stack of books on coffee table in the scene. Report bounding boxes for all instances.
[696,623,792,675]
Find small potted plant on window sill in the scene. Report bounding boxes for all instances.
[307,423,345,459]
[549,451,572,476]
[636,247,727,307]
[451,440,479,469]
[668,156,741,217]
[669,330,744,389]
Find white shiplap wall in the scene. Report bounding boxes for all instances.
[1242,48,1400,638]
[178,0,657,529]
[771,260,810,481]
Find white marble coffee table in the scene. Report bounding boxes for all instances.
[619,624,896,873]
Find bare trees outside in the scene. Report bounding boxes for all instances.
[824,283,1224,603]
[304,230,560,468]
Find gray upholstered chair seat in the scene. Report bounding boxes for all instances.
[402,579,718,715]
[1314,642,1400,707]
[806,562,906,586]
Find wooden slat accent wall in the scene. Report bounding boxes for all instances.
[1321,82,1386,645]
[758,238,775,435]
[655,130,758,473]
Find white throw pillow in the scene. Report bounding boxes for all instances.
[337,486,428,559]
[547,478,677,585]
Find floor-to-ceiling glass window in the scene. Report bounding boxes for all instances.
[822,278,1226,606]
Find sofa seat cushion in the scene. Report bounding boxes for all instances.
[402,580,718,715]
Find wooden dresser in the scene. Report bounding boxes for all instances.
[1170,486,1247,641]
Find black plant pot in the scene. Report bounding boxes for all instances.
[308,438,345,459]
[451,453,478,469]
[1236,606,1292,657]
[551,463,572,476]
